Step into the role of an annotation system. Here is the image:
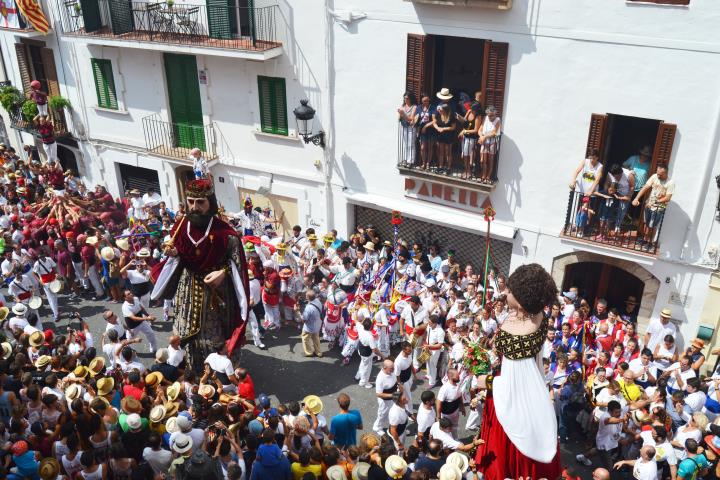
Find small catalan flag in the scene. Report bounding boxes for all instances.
[16,0,49,34]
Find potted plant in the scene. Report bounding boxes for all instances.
[0,85,23,113]
[166,0,174,8]
[49,95,72,111]
[21,99,38,121]
[73,2,81,15]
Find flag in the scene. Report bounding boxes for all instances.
[16,0,48,34]
[0,0,20,29]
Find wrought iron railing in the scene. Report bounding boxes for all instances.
[8,106,69,138]
[397,121,501,185]
[55,0,280,51]
[561,190,665,255]
[142,114,218,161]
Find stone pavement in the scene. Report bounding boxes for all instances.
[20,290,595,476]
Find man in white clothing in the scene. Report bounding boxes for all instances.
[639,426,677,480]
[372,359,398,435]
[436,369,465,438]
[247,269,265,349]
[425,315,445,388]
[8,269,37,305]
[662,356,697,394]
[644,308,677,353]
[166,335,186,368]
[102,310,126,340]
[121,289,157,353]
[357,318,383,388]
[394,342,414,414]
[142,187,162,208]
[32,249,59,321]
[399,295,428,371]
[613,446,658,480]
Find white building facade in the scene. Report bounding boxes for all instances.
[0,0,719,353]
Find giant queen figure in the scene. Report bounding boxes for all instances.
[151,179,250,368]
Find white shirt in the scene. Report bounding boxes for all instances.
[9,275,35,300]
[640,431,678,466]
[32,257,56,277]
[375,370,397,398]
[596,412,622,450]
[122,297,143,318]
[358,327,377,351]
[126,269,151,285]
[632,458,658,480]
[118,357,146,374]
[665,364,696,392]
[645,318,677,352]
[249,278,261,306]
[394,352,413,380]
[205,352,234,381]
[429,422,462,450]
[437,382,462,404]
[142,192,162,207]
[684,391,706,413]
[167,345,185,367]
[389,403,408,428]
[416,403,436,435]
[629,358,658,381]
[401,306,428,332]
[103,342,119,369]
[426,324,445,347]
[105,321,125,340]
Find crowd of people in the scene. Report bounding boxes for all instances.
[0,140,712,480]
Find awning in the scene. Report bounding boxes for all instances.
[345,192,517,243]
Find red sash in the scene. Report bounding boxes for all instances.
[261,289,279,306]
[18,292,32,300]
[282,294,296,308]
[40,273,56,284]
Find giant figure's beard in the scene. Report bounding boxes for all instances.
[187,211,213,229]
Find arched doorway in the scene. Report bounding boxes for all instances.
[562,262,645,312]
[57,144,79,173]
[551,251,660,331]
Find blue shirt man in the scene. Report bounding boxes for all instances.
[329,393,363,448]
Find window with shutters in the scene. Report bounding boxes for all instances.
[561,112,677,255]
[257,76,287,136]
[91,59,118,110]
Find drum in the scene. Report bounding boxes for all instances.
[48,279,63,294]
[28,296,42,310]
[408,334,419,349]
[417,347,432,365]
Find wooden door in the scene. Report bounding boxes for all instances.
[164,53,205,150]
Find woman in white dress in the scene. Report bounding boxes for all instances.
[397,93,418,166]
[477,106,502,184]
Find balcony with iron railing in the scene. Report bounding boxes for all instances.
[142,113,219,162]
[560,190,665,257]
[397,122,501,191]
[9,105,69,138]
[55,0,282,59]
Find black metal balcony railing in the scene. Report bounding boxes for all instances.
[9,106,69,138]
[561,190,665,255]
[56,0,280,51]
[397,122,501,186]
[142,114,218,161]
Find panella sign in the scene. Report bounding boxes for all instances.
[404,178,486,212]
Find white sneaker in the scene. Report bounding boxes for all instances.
[575,454,592,466]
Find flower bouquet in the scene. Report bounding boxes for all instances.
[463,343,492,376]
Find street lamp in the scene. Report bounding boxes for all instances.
[293,99,325,148]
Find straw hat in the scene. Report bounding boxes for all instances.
[0,306,9,321]
[436,87,453,100]
[164,401,179,418]
[308,233,318,241]
[126,413,142,431]
[115,237,130,251]
[303,395,324,415]
[351,462,371,480]
[438,464,463,480]
[150,405,167,423]
[121,396,142,414]
[1,342,12,360]
[39,457,61,480]
[100,247,115,262]
[165,416,179,434]
[172,433,193,453]
[145,371,164,387]
[660,307,672,318]
[89,396,110,415]
[65,384,81,402]
[384,455,408,479]
[88,357,106,377]
[167,382,181,401]
[363,241,375,251]
[692,338,706,349]
[29,330,44,347]
[137,247,151,258]
[72,365,88,379]
[326,465,348,480]
[97,377,115,396]
[445,452,469,473]
[85,236,98,245]
[35,355,52,369]
[12,303,27,316]
[198,384,216,399]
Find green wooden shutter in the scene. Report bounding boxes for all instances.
[257,76,287,136]
[207,0,232,40]
[79,0,103,32]
[164,54,205,151]
[91,59,118,110]
[108,0,135,35]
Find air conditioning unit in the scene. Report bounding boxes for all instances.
[404,0,512,9]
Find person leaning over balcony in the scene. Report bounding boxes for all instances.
[433,103,458,174]
[478,106,502,184]
[605,164,635,240]
[459,102,482,180]
[417,95,436,171]
[569,149,604,231]
[397,92,418,167]
[632,163,674,251]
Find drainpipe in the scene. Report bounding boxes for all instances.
[322,0,335,233]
